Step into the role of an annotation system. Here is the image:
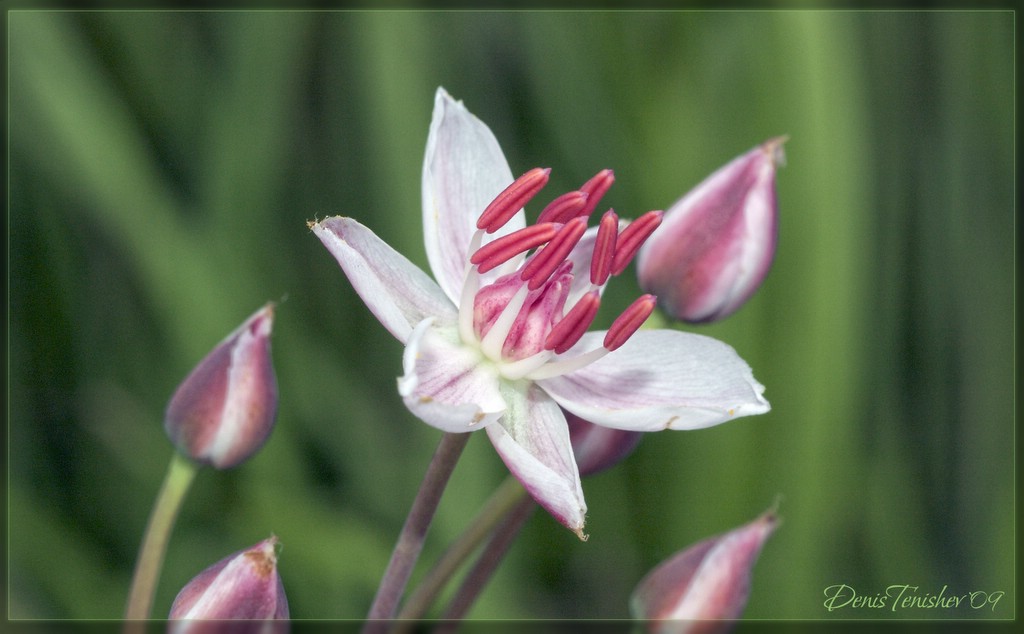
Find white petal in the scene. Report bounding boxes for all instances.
[313,216,456,344]
[422,87,523,303]
[537,330,770,431]
[486,383,587,537]
[398,319,506,432]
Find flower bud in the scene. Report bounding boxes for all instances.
[637,138,785,323]
[165,304,278,469]
[168,536,289,632]
[630,507,778,633]
[566,410,642,477]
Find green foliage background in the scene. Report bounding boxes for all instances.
[8,8,1015,622]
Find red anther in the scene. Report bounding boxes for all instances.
[520,217,588,291]
[537,191,590,224]
[477,167,551,233]
[545,291,601,354]
[470,223,560,274]
[604,294,656,351]
[578,169,615,218]
[611,210,663,276]
[590,209,619,286]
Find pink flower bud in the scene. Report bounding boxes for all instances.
[637,138,785,323]
[169,536,289,630]
[630,507,778,633]
[165,304,278,469]
[566,410,642,477]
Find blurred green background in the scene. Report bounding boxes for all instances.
[8,8,1015,623]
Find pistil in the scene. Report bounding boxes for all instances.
[526,295,657,381]
[463,166,662,382]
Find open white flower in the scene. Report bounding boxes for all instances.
[312,88,769,538]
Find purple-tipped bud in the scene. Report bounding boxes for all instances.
[629,507,779,632]
[165,304,278,469]
[637,138,785,323]
[169,536,289,631]
[566,410,642,476]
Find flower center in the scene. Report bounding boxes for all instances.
[457,167,663,381]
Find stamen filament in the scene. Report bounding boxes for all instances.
[604,294,656,351]
[479,284,530,361]
[525,347,610,381]
[470,223,560,274]
[520,217,588,291]
[611,210,663,275]
[458,263,482,345]
[498,350,555,381]
[590,210,619,286]
[467,228,485,257]
[477,168,551,233]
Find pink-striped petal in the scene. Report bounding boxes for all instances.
[422,87,522,302]
[312,216,456,345]
[486,384,587,538]
[537,330,769,431]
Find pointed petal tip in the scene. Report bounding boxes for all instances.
[759,496,783,527]
[574,524,589,542]
[763,135,789,167]
[435,86,455,105]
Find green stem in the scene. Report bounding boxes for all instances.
[364,432,471,628]
[395,476,528,623]
[124,452,199,621]
[437,492,536,624]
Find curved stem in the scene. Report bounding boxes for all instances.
[437,493,537,626]
[363,432,471,628]
[124,452,199,621]
[395,476,528,621]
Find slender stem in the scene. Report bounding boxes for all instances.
[436,493,537,627]
[395,476,528,622]
[124,452,199,621]
[363,432,471,628]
